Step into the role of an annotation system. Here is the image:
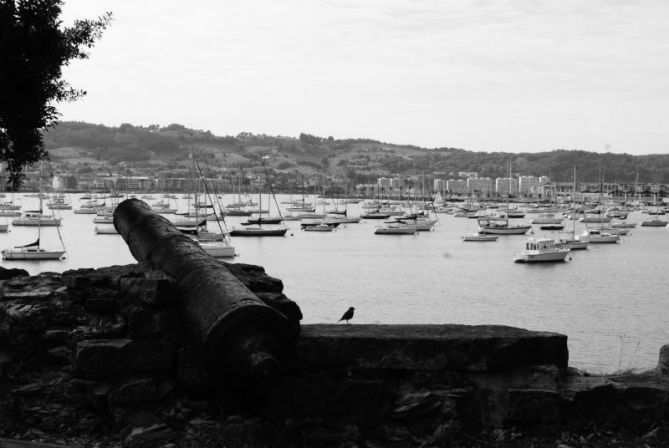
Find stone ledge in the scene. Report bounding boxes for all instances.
[296,324,568,372]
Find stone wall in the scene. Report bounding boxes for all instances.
[0,263,668,448]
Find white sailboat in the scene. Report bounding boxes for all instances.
[191,156,236,257]
[478,162,531,235]
[641,194,668,227]
[3,184,66,260]
[229,158,288,237]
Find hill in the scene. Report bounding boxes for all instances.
[43,122,669,183]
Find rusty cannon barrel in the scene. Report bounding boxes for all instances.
[114,198,295,383]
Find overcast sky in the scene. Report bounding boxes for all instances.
[58,0,669,155]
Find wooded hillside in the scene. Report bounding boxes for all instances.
[43,122,669,183]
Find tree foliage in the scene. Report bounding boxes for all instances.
[0,0,111,189]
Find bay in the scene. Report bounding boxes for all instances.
[3,193,668,374]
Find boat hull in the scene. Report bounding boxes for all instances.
[12,219,61,226]
[462,235,498,242]
[514,251,570,263]
[641,220,668,227]
[478,225,531,235]
[229,228,287,237]
[2,249,65,260]
[374,227,417,235]
[199,243,236,258]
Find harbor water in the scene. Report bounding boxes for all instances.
[4,193,669,374]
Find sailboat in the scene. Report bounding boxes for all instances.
[191,157,236,257]
[3,183,66,260]
[641,194,668,227]
[229,158,287,237]
[478,162,531,235]
[555,166,589,250]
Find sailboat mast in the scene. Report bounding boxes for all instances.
[38,179,42,251]
[507,161,511,222]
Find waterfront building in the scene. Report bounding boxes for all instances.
[519,176,540,196]
[390,177,404,192]
[467,177,494,196]
[446,179,467,195]
[495,177,519,196]
[433,179,445,195]
[377,177,391,195]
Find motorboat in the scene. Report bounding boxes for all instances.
[513,238,570,263]
[576,229,620,244]
[554,237,589,251]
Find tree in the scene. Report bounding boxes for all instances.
[0,0,111,189]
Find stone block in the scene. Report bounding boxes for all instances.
[393,390,444,419]
[75,339,176,374]
[110,376,175,404]
[118,277,175,308]
[85,296,117,313]
[504,388,563,424]
[334,380,393,425]
[0,266,29,280]
[126,307,176,341]
[296,324,568,373]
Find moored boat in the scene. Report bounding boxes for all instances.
[576,228,620,244]
[462,234,498,242]
[513,238,570,263]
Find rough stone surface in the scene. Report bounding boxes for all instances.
[295,324,569,372]
[0,266,29,280]
[75,338,176,374]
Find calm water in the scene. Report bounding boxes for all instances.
[4,193,669,374]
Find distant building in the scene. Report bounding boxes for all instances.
[467,177,494,196]
[447,179,467,194]
[433,179,445,195]
[495,177,519,196]
[518,176,540,195]
[390,177,404,192]
[377,177,391,194]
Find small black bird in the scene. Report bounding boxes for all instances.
[338,306,355,324]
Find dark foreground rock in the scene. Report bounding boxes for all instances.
[0,264,668,448]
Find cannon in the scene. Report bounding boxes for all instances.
[114,198,295,383]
